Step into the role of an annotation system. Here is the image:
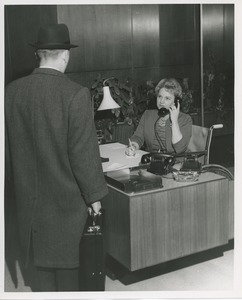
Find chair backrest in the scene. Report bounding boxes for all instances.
[187,124,223,165]
[187,125,209,164]
[187,125,209,152]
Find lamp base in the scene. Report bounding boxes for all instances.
[96,130,105,145]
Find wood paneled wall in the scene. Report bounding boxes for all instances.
[132,5,160,68]
[57,4,200,88]
[202,4,234,111]
[202,4,234,79]
[5,4,201,88]
[58,5,132,73]
[5,5,57,85]
[5,4,233,98]
[159,5,200,88]
[203,5,225,64]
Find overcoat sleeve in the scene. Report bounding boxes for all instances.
[67,87,108,204]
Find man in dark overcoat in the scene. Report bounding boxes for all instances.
[5,23,108,291]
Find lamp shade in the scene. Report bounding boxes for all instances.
[97,86,120,111]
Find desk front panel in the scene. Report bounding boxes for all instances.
[103,188,131,269]
[103,175,229,271]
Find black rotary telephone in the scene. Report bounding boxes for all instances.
[140,153,176,175]
[158,96,182,117]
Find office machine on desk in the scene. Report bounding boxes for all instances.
[180,152,204,172]
[105,168,163,193]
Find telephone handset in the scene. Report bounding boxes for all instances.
[158,96,182,117]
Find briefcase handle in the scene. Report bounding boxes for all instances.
[87,207,104,227]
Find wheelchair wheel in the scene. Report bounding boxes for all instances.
[201,164,234,180]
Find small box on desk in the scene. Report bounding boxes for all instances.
[105,168,163,193]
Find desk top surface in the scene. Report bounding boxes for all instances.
[99,143,228,195]
[106,170,227,196]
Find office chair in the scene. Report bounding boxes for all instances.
[186,124,234,180]
[187,124,223,165]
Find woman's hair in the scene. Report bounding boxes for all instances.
[155,78,182,98]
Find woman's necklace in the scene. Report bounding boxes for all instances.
[154,114,169,152]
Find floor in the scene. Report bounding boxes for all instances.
[4,247,234,292]
[106,249,234,292]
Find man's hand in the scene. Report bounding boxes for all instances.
[91,201,102,215]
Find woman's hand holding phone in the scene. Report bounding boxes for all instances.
[169,100,180,123]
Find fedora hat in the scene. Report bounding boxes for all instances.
[29,23,78,49]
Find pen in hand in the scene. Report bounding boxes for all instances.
[129,138,134,151]
[126,138,136,156]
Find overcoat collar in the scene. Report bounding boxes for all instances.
[32,67,66,78]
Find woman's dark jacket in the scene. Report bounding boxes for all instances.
[131,109,192,153]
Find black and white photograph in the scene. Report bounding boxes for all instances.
[1,0,242,299]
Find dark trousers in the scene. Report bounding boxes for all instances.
[29,266,79,292]
[26,233,79,292]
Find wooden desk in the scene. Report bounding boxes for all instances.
[102,172,229,272]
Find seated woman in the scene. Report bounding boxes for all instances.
[126,78,192,155]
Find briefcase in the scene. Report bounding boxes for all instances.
[79,209,106,291]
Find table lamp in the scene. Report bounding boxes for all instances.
[97,78,120,111]
[95,78,120,145]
